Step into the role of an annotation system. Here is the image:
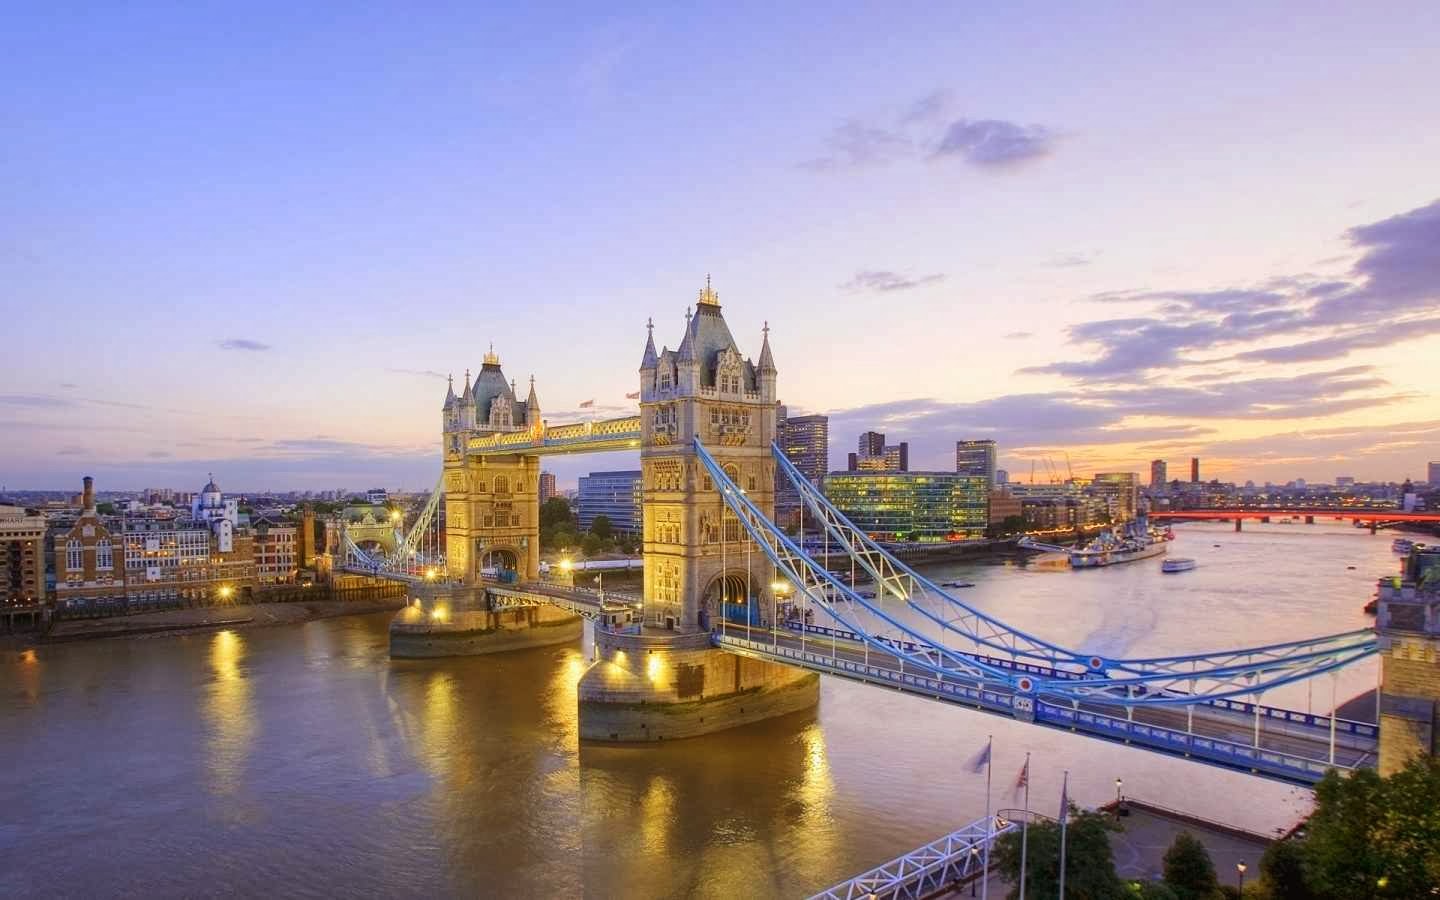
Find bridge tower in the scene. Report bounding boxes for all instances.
[638,278,780,631]
[578,279,818,742]
[1376,552,1440,774]
[441,349,543,582]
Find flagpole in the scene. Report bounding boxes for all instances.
[1019,752,1030,900]
[1057,769,1069,900]
[982,734,993,900]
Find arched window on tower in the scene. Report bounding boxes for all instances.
[494,474,510,495]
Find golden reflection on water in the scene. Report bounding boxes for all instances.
[204,630,254,797]
[638,773,677,862]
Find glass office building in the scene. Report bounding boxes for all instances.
[823,472,989,542]
[576,470,643,534]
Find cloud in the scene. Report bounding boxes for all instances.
[386,367,447,380]
[1003,331,1034,340]
[55,446,87,456]
[217,338,271,352]
[841,270,945,292]
[1043,252,1095,268]
[0,393,73,408]
[1029,198,1440,378]
[803,91,1058,173]
[59,382,78,390]
[933,119,1056,167]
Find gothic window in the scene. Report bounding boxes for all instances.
[723,510,743,543]
[709,407,750,428]
[66,539,82,572]
[659,372,673,391]
[747,474,757,492]
[494,475,510,494]
[96,539,112,570]
[723,464,740,486]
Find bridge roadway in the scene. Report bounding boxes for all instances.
[1152,508,1440,523]
[713,622,1373,785]
[408,582,1374,784]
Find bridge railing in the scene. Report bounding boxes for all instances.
[806,814,1015,900]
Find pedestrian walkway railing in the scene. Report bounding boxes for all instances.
[806,814,1015,900]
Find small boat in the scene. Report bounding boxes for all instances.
[1392,538,1415,554]
[941,580,975,589]
[1347,565,1357,570]
[858,591,877,600]
[1212,543,1222,548]
[1162,558,1197,573]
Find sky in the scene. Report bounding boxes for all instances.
[3,2,1439,492]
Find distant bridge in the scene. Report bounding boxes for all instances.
[1152,508,1439,523]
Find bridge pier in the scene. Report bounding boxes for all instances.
[1234,519,1243,532]
[1305,515,1315,525]
[389,585,582,658]
[1370,520,1379,535]
[577,628,818,742]
[1376,565,1440,774]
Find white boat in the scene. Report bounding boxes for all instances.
[1393,538,1415,554]
[1162,558,1197,573]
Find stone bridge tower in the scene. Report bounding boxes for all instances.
[442,347,543,582]
[638,277,779,631]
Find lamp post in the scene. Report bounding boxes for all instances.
[1237,861,1246,897]
[1114,777,1123,817]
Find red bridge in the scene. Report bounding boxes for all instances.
[1151,508,1440,532]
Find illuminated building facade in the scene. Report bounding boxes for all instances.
[0,505,46,606]
[823,471,989,541]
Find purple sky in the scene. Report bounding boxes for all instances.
[3,3,1439,492]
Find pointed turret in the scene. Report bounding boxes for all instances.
[757,321,777,374]
[461,368,473,402]
[676,306,696,363]
[526,375,541,412]
[640,317,658,370]
[443,373,457,409]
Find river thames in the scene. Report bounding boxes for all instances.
[1,521,1394,898]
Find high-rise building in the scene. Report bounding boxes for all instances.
[1429,461,1440,486]
[0,505,45,606]
[858,431,886,459]
[824,472,989,541]
[1150,459,1168,492]
[1190,457,1200,483]
[576,470,643,534]
[1091,472,1140,522]
[538,471,558,504]
[955,440,998,485]
[780,414,829,486]
[1336,476,1356,489]
[882,442,909,472]
[995,469,1009,485]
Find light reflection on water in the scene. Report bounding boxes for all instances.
[0,521,1398,897]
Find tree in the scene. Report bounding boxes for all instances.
[1127,883,1179,900]
[993,808,1125,900]
[540,497,577,550]
[1161,832,1219,900]
[581,533,602,557]
[1256,839,1312,900]
[590,514,613,540]
[1304,757,1440,898]
[95,501,117,516]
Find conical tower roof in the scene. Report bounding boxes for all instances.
[758,321,777,373]
[640,318,658,370]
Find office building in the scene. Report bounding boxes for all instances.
[1429,461,1440,487]
[956,440,998,486]
[1190,457,1201,483]
[251,514,299,584]
[995,469,1009,485]
[576,470,643,534]
[1336,476,1356,489]
[988,488,1022,526]
[823,472,988,541]
[538,471,558,504]
[0,505,46,606]
[780,414,829,485]
[858,431,886,459]
[1150,459,1167,492]
[1092,472,1140,522]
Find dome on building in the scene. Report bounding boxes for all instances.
[201,475,221,495]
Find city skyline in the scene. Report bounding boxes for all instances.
[5,4,1440,490]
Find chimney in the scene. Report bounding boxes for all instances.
[82,475,95,513]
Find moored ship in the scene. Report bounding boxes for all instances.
[1068,518,1169,569]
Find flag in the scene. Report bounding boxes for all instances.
[579,399,594,408]
[967,740,992,774]
[625,391,640,400]
[1014,758,1029,794]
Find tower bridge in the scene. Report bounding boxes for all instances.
[363,277,1436,793]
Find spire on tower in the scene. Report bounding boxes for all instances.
[698,274,720,307]
[526,374,541,410]
[483,342,500,366]
[444,372,457,408]
[461,368,473,401]
[758,320,777,373]
[640,317,658,370]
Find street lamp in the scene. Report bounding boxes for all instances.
[1115,777,1123,805]
[1237,861,1246,897]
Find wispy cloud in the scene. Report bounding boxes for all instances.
[802,90,1059,173]
[933,119,1056,167]
[218,338,271,352]
[842,270,945,293]
[386,367,447,380]
[1003,331,1034,340]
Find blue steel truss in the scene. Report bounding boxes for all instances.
[770,441,1376,692]
[697,438,1375,707]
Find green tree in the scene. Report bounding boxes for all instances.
[993,808,1125,900]
[95,501,117,515]
[1162,831,1219,900]
[590,514,613,540]
[1255,839,1312,900]
[1126,883,1179,900]
[1304,757,1440,898]
[540,497,577,550]
[581,533,602,557]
